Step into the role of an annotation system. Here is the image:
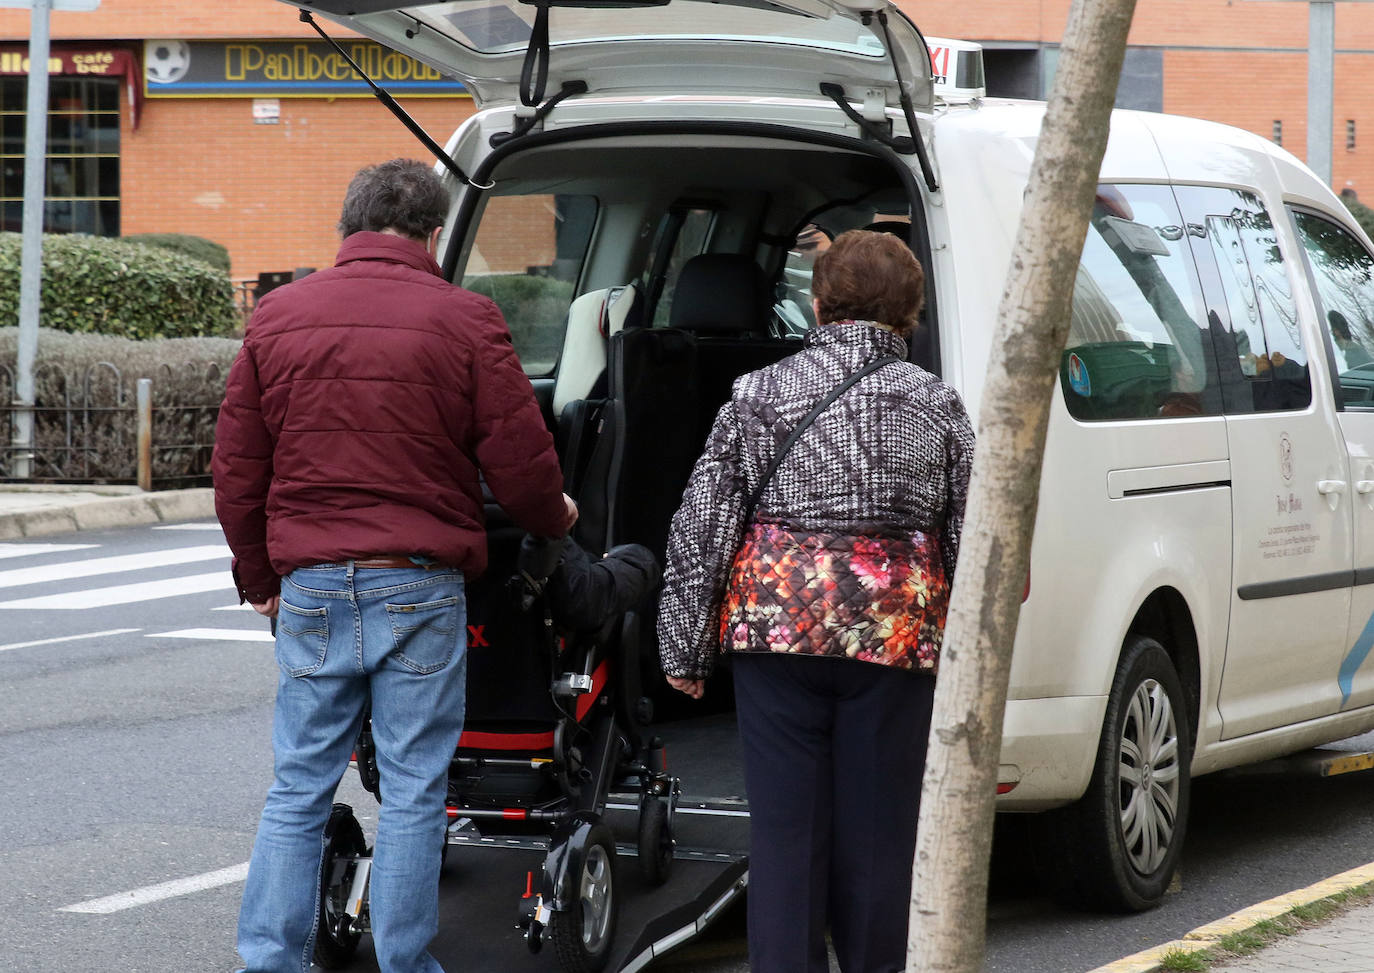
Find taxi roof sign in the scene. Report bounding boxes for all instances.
[926,37,985,103]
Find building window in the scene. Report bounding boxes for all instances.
[1,76,119,235]
[1272,120,1283,146]
[1347,119,1356,151]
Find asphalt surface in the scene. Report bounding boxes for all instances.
[3,515,1374,973]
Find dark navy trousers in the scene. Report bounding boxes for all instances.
[732,653,937,973]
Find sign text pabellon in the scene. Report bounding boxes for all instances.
[145,39,466,97]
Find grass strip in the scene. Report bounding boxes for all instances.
[1156,882,1374,972]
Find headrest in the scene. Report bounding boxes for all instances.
[668,253,767,334]
[863,220,912,241]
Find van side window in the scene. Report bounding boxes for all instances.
[1174,186,1312,413]
[1292,210,1374,408]
[1060,184,1221,421]
[773,222,832,338]
[643,207,715,327]
[461,193,598,377]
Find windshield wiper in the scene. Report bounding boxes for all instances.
[299,10,487,190]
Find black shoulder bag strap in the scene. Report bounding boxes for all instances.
[741,354,902,525]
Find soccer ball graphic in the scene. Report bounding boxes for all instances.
[146,41,191,85]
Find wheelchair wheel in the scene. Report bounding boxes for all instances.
[551,825,618,973]
[315,803,366,970]
[637,796,674,885]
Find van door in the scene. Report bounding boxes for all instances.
[1175,185,1354,739]
[1291,207,1374,713]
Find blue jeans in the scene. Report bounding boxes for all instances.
[237,562,467,973]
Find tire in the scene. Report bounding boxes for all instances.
[551,826,618,973]
[314,804,367,969]
[1033,634,1192,912]
[637,797,674,885]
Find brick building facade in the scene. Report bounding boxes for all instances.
[0,0,477,283]
[0,0,1372,282]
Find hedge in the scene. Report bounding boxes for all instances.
[0,232,240,341]
[0,327,241,482]
[1342,195,1374,242]
[123,232,233,275]
[464,273,574,373]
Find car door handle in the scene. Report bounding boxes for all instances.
[1318,479,1347,511]
[1357,480,1374,495]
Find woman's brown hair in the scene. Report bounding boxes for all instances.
[811,229,925,334]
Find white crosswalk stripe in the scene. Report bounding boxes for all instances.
[0,542,97,559]
[0,628,140,654]
[0,571,233,610]
[0,544,229,590]
[150,628,273,643]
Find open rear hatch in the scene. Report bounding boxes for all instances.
[283,0,933,112]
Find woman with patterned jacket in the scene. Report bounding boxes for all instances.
[656,229,975,973]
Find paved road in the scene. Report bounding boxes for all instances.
[3,520,1374,973]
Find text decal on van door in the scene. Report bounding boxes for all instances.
[1067,353,1092,397]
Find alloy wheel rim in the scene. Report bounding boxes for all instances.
[1117,678,1181,876]
[579,844,613,952]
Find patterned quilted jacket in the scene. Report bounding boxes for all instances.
[657,321,975,680]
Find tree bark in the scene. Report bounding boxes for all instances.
[906,1,1139,970]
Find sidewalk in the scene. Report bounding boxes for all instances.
[1092,861,1374,973]
[1209,899,1374,972]
[0,483,216,538]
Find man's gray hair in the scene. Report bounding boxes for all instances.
[338,158,449,240]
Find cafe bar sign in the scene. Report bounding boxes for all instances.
[143,39,467,98]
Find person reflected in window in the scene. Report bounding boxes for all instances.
[1330,309,1374,370]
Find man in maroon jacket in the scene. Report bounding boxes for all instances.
[213,158,574,973]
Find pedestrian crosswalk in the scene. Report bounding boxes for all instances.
[0,544,229,591]
[0,524,265,648]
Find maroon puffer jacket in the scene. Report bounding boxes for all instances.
[212,232,570,604]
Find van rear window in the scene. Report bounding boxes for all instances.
[462,193,598,377]
[1061,184,1222,421]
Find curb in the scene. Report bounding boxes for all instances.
[0,488,216,540]
[1088,860,1374,972]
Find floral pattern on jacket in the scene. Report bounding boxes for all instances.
[657,321,975,679]
[720,521,949,671]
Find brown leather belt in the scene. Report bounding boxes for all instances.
[352,555,446,570]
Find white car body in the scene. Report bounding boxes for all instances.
[283,0,1374,909]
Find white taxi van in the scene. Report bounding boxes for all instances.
[285,0,1374,913]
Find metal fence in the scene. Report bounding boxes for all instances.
[0,361,225,489]
[233,279,257,323]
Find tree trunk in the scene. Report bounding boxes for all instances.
[906,1,1138,970]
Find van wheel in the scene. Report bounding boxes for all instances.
[1034,634,1191,912]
